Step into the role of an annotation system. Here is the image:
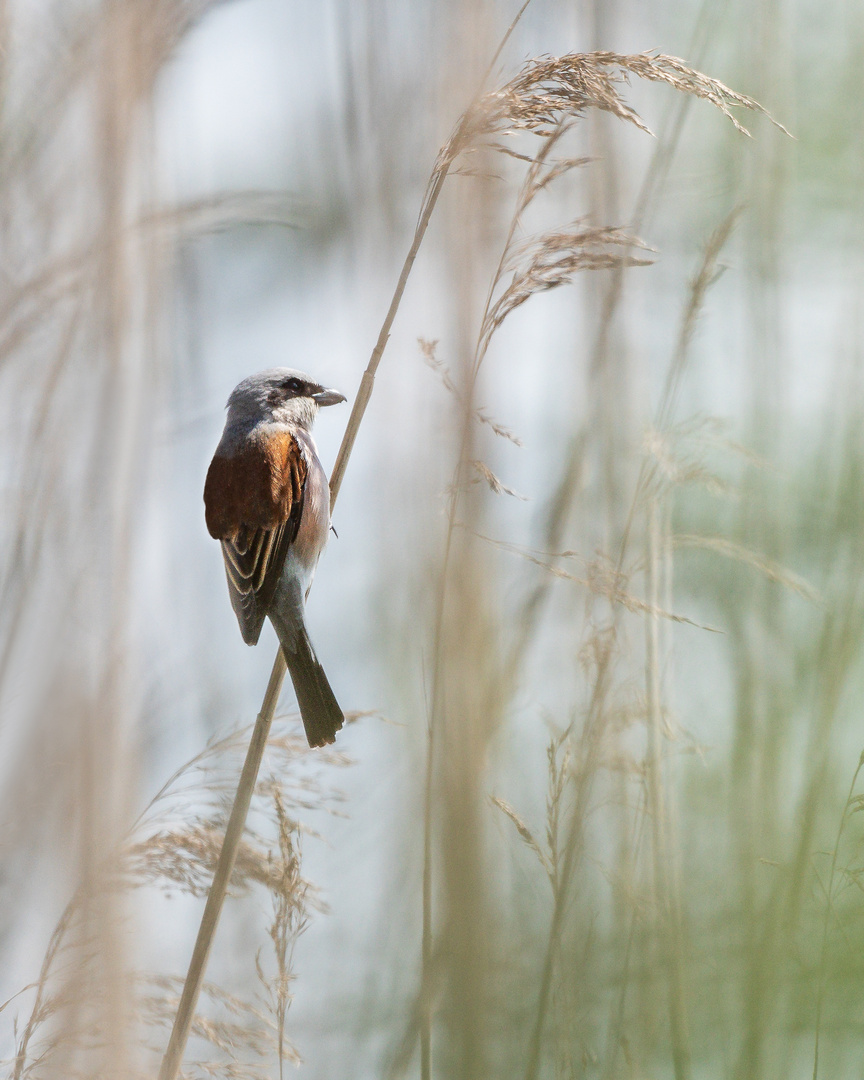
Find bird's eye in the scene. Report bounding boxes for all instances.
[284,377,302,393]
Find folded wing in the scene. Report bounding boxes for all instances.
[203,431,308,645]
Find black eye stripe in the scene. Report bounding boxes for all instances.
[283,377,302,392]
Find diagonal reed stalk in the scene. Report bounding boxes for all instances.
[158,7,536,1078]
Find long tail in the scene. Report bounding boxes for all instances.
[273,618,343,748]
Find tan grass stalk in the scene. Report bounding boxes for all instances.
[522,646,616,1080]
[645,500,692,1080]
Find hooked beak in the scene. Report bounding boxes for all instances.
[311,386,347,407]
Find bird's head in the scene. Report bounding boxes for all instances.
[226,368,346,431]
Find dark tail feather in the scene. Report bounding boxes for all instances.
[281,628,343,748]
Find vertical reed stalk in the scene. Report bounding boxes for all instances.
[812,752,864,1080]
[523,651,615,1080]
[645,500,692,1080]
[420,704,434,1080]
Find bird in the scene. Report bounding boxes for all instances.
[203,368,347,747]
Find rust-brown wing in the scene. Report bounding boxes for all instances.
[203,431,308,645]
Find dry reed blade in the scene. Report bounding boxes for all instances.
[644,501,692,1080]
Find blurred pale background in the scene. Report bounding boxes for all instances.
[1,1,863,1078]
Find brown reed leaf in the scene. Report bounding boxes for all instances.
[490,795,550,874]
[471,460,527,500]
[463,526,720,630]
[419,337,458,398]
[139,190,305,236]
[481,225,653,347]
[475,409,524,446]
[421,338,524,445]
[673,533,822,603]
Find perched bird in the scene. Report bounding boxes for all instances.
[203,368,346,747]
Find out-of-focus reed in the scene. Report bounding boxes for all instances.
[5,3,864,1080]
